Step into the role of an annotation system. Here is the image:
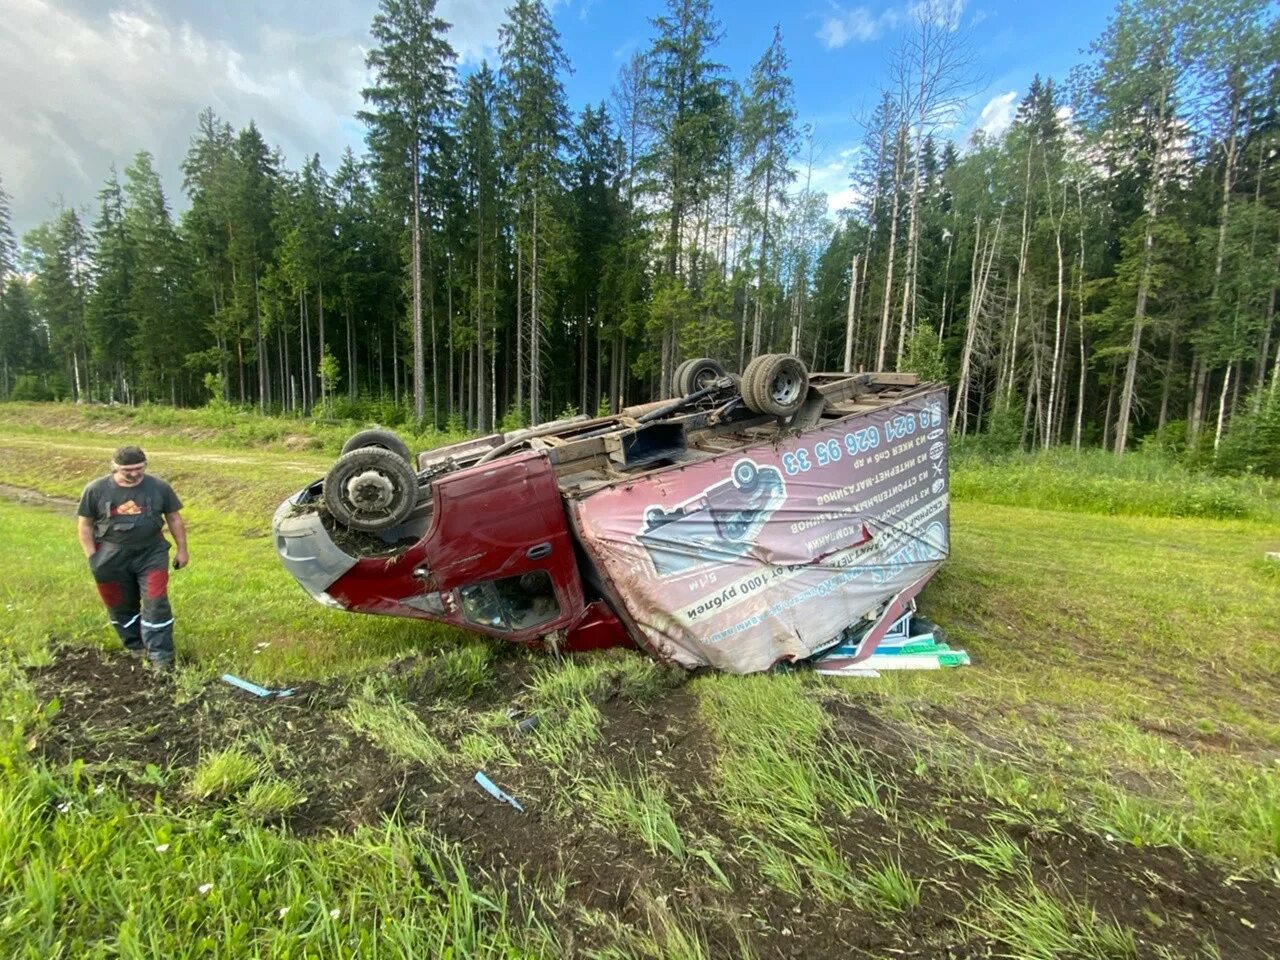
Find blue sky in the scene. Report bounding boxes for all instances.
[2,0,1118,234]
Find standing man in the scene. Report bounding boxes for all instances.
[77,445,189,670]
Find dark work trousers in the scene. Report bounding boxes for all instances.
[89,537,174,664]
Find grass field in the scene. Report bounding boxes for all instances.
[1,403,1278,958]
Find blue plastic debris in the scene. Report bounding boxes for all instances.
[474,771,525,812]
[221,673,295,699]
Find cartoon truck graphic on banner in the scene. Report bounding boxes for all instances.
[637,458,787,577]
[273,354,950,674]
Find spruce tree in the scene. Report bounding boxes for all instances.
[85,168,134,401]
[739,25,797,358]
[499,0,571,425]
[360,0,457,423]
[643,0,729,391]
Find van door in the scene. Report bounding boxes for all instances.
[425,451,585,641]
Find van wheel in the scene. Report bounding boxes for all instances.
[341,428,412,463]
[741,354,809,417]
[677,357,727,395]
[324,447,419,532]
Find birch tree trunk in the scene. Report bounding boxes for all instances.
[952,213,1003,433]
[876,126,906,370]
[1213,362,1233,450]
[1042,167,1066,448]
[1004,134,1034,402]
[1114,77,1171,455]
[843,254,860,372]
[1190,70,1243,446]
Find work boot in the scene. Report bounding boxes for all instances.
[148,657,176,674]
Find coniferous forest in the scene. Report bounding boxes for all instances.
[0,0,1277,473]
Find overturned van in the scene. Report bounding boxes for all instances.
[273,356,950,674]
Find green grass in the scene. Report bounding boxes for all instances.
[582,767,688,861]
[0,399,472,457]
[859,856,923,915]
[343,682,451,771]
[187,746,267,800]
[952,446,1280,522]
[0,763,556,958]
[236,777,306,821]
[968,879,1139,960]
[865,486,1280,868]
[935,828,1027,878]
[697,673,877,901]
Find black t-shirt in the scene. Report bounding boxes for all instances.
[77,474,183,546]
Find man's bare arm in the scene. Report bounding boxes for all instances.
[77,516,97,559]
[167,511,189,568]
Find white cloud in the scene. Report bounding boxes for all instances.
[818,0,970,48]
[1,0,379,232]
[907,0,966,30]
[976,90,1017,138]
[0,0,522,233]
[438,0,508,64]
[817,5,901,48]
[825,186,865,215]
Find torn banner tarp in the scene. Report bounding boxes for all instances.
[570,389,951,674]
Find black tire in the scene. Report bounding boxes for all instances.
[742,354,808,417]
[323,446,419,532]
[671,359,695,398]
[740,354,776,414]
[341,428,412,463]
[731,459,759,491]
[678,357,727,395]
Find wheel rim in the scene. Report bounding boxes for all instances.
[770,368,804,406]
[346,470,396,514]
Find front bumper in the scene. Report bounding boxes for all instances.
[272,487,359,603]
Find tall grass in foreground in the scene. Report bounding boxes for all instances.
[859,857,923,914]
[187,746,267,800]
[524,654,669,768]
[343,682,450,771]
[582,767,687,861]
[0,762,557,958]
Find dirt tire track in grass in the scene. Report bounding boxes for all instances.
[27,646,440,833]
[820,696,1280,960]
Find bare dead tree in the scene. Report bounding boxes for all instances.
[889,0,975,367]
